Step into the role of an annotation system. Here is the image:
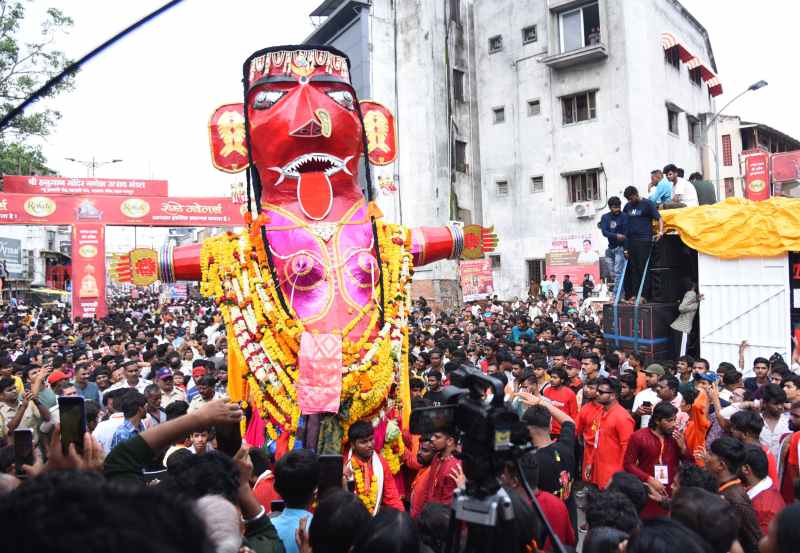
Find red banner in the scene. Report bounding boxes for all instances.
[72,223,107,320]
[772,151,800,183]
[459,259,494,302]
[0,193,244,226]
[3,175,169,197]
[744,151,771,201]
[546,234,601,285]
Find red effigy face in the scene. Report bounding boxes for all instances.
[244,48,364,220]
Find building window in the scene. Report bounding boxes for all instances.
[667,107,679,135]
[687,116,700,144]
[455,140,467,172]
[559,2,600,53]
[664,46,681,69]
[47,230,56,251]
[724,177,735,198]
[689,67,702,87]
[449,0,460,24]
[562,90,597,125]
[453,69,465,103]
[566,170,600,202]
[530,176,544,193]
[490,254,501,268]
[722,134,732,166]
[522,25,537,44]
[496,179,509,196]
[489,35,503,54]
[527,99,541,116]
[492,106,505,124]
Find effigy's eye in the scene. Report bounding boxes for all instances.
[253,90,286,110]
[326,90,355,111]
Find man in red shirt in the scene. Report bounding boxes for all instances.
[741,444,785,535]
[730,410,779,484]
[576,378,602,481]
[543,367,578,436]
[411,428,461,518]
[590,377,634,488]
[345,421,404,514]
[623,402,689,518]
[779,400,800,503]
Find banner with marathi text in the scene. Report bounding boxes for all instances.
[4,175,168,196]
[459,259,494,302]
[0,193,244,226]
[545,234,601,284]
[72,223,107,319]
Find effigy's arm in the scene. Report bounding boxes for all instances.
[158,243,202,282]
[110,243,203,285]
[409,224,497,266]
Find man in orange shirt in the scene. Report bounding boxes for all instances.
[345,421,404,515]
[589,377,634,488]
[576,378,603,481]
[409,438,435,516]
[685,374,712,465]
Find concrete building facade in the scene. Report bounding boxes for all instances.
[705,114,800,200]
[304,0,722,302]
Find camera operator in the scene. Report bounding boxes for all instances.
[411,428,461,519]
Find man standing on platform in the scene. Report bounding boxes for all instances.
[622,186,663,304]
[599,196,627,289]
[589,377,634,488]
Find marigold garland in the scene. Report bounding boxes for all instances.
[352,460,378,513]
[199,206,413,449]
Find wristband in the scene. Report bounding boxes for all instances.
[242,505,266,524]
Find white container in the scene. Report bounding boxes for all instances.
[698,253,791,378]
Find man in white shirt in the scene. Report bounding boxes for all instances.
[102,360,151,402]
[92,388,129,454]
[631,364,664,428]
[672,175,699,207]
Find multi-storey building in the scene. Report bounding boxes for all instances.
[304,0,724,302]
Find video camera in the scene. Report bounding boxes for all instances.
[410,364,566,553]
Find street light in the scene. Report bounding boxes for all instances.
[64,156,123,177]
[704,80,768,196]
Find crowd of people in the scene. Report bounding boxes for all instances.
[0,286,800,553]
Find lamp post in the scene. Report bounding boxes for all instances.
[64,156,123,177]
[704,80,768,198]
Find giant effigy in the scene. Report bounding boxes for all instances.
[121,45,496,463]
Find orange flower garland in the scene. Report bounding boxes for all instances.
[199,210,413,448]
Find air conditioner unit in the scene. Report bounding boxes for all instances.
[574,202,596,218]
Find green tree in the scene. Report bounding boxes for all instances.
[0,1,74,175]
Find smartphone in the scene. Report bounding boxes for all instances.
[58,396,87,454]
[318,454,344,497]
[270,500,285,513]
[642,401,652,407]
[14,429,34,477]
[215,421,242,457]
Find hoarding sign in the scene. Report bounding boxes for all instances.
[0,237,22,276]
[71,223,107,319]
[772,151,800,183]
[3,175,169,196]
[743,152,771,201]
[0,193,244,226]
[546,234,601,285]
[459,259,494,302]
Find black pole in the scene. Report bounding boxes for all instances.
[0,0,185,132]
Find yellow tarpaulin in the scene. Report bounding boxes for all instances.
[661,197,800,259]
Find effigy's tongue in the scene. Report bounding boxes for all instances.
[297,171,332,220]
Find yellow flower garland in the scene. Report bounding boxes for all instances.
[199,208,413,448]
[352,460,378,513]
